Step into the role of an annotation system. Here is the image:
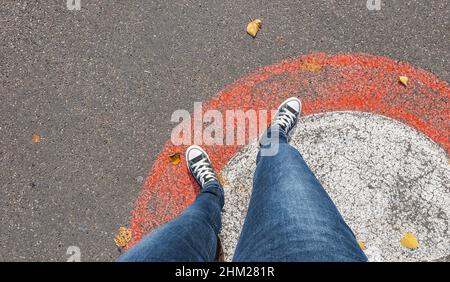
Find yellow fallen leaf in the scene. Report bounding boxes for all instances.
[303,62,322,73]
[399,76,409,86]
[169,152,181,165]
[114,227,132,249]
[357,240,366,250]
[218,173,226,187]
[246,19,262,38]
[31,134,41,144]
[400,233,419,249]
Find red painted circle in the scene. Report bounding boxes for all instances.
[127,53,449,248]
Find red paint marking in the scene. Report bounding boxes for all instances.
[127,53,449,248]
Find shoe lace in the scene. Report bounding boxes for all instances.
[191,159,217,186]
[274,107,297,131]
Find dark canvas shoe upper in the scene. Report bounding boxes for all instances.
[186,146,218,188]
[273,98,301,135]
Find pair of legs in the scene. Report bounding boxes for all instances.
[117,98,367,262]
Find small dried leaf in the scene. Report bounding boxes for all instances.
[217,173,226,187]
[399,76,409,86]
[246,19,262,38]
[357,240,367,250]
[169,153,181,165]
[31,134,41,144]
[303,62,322,73]
[400,233,419,249]
[114,227,132,249]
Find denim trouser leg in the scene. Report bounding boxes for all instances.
[117,181,224,262]
[233,126,367,261]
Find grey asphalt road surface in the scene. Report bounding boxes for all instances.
[0,0,448,261]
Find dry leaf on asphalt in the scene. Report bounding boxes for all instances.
[169,152,181,165]
[400,233,419,249]
[399,76,409,86]
[114,227,132,249]
[31,134,41,144]
[247,19,262,38]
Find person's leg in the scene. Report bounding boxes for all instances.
[233,99,367,262]
[117,180,223,262]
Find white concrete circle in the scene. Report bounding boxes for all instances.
[219,111,449,262]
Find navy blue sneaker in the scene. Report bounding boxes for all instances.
[272,97,302,135]
[185,145,218,188]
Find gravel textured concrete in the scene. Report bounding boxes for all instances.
[0,0,448,261]
[220,112,449,261]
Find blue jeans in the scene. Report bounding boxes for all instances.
[117,126,367,262]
